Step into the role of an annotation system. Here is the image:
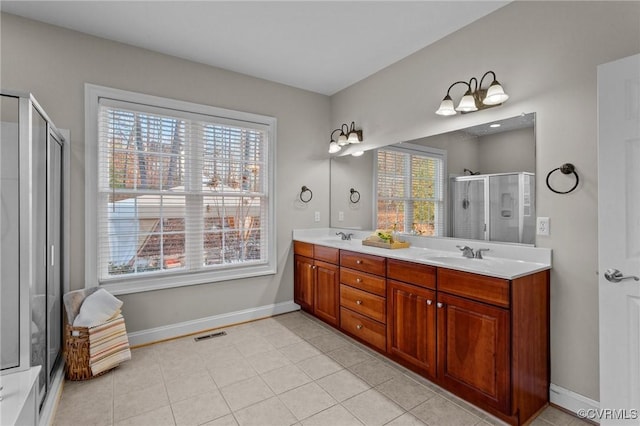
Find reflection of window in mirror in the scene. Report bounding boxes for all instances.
[374,144,447,236]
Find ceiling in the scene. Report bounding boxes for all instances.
[1,1,508,95]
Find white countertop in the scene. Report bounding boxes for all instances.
[293,228,552,280]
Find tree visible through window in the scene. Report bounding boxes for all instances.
[375,146,445,236]
[95,95,273,286]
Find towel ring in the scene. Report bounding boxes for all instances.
[349,188,361,204]
[299,186,313,203]
[546,163,579,194]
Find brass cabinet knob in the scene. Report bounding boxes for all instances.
[356,300,363,305]
[437,302,444,308]
[426,300,432,305]
[356,324,363,330]
[356,260,362,264]
[356,278,362,283]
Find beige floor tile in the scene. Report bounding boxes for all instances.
[171,390,231,426]
[159,351,206,381]
[262,329,304,348]
[246,349,292,374]
[54,393,113,426]
[250,317,290,335]
[234,396,298,426]
[114,405,175,426]
[201,345,244,365]
[192,333,235,355]
[114,382,170,421]
[233,335,276,357]
[113,362,164,395]
[307,332,349,352]
[165,370,217,402]
[376,375,435,410]
[301,404,364,426]
[274,312,314,329]
[209,358,258,388]
[279,341,322,363]
[349,359,400,386]
[342,389,405,426]
[316,369,371,402]
[385,412,427,426]
[296,354,344,380]
[528,417,554,426]
[261,364,313,394]
[290,321,331,340]
[202,414,239,426]
[279,382,337,421]
[328,345,374,368]
[60,371,114,403]
[220,375,275,411]
[410,395,480,426]
[539,406,588,426]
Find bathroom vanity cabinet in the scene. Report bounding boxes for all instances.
[293,241,550,425]
[293,242,340,327]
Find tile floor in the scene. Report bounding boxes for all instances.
[53,311,589,426]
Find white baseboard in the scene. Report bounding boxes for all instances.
[127,300,300,347]
[550,383,600,422]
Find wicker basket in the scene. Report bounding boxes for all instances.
[63,322,111,381]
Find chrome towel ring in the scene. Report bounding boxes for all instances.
[349,188,361,204]
[546,163,579,194]
[299,186,313,203]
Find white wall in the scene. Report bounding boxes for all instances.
[478,127,535,174]
[0,12,331,332]
[330,1,640,401]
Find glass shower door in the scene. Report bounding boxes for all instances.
[1,95,20,371]
[450,177,487,240]
[48,133,63,380]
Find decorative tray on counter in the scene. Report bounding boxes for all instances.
[362,239,410,249]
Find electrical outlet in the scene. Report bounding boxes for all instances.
[314,211,320,222]
[537,217,550,236]
[338,211,344,221]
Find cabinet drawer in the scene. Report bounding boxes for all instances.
[438,268,510,308]
[340,284,386,323]
[340,307,386,352]
[340,268,386,297]
[387,259,436,290]
[294,241,314,258]
[314,245,339,264]
[340,250,386,276]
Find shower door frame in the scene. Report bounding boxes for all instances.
[449,174,491,241]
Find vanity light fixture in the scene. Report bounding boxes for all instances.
[435,71,509,116]
[329,121,363,153]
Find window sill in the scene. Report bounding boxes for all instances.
[96,263,277,295]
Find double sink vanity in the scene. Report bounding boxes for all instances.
[292,228,552,425]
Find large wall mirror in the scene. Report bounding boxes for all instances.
[330,113,536,245]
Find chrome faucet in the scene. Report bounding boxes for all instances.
[474,248,490,259]
[456,245,475,258]
[336,232,353,241]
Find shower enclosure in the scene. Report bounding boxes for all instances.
[1,92,68,412]
[450,172,535,244]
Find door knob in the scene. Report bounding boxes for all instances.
[604,268,640,283]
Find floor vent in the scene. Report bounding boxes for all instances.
[194,331,227,342]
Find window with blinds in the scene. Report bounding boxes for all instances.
[85,85,275,293]
[375,145,446,236]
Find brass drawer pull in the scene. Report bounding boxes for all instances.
[356,278,362,283]
[356,260,362,264]
[356,324,363,330]
[437,302,444,308]
[426,300,432,305]
[356,300,363,305]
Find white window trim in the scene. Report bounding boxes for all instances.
[373,143,447,236]
[84,83,277,295]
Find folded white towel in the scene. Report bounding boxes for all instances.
[73,289,124,328]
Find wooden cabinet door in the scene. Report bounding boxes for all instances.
[437,292,511,413]
[314,260,339,326]
[387,280,436,378]
[294,255,314,312]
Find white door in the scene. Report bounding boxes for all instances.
[598,53,640,425]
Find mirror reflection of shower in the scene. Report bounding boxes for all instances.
[451,172,535,244]
[461,168,481,210]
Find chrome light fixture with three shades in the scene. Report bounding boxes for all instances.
[435,70,509,116]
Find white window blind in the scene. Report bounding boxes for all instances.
[375,145,445,236]
[86,85,275,293]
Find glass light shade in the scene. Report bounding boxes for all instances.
[455,92,478,112]
[328,141,342,154]
[351,150,364,157]
[483,81,509,105]
[337,133,349,146]
[435,95,456,116]
[347,132,361,144]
